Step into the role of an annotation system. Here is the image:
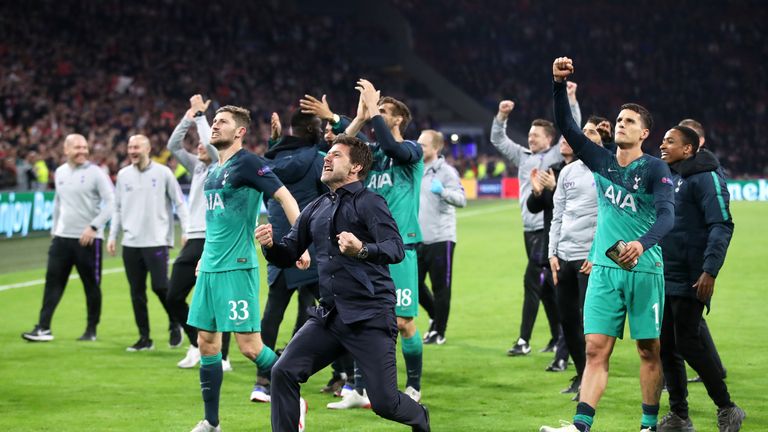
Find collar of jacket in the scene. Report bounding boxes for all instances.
[670,148,720,178]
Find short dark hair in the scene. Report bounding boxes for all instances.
[679,119,704,140]
[619,103,653,131]
[378,96,412,135]
[531,119,556,140]
[586,115,608,126]
[333,134,373,180]
[216,105,251,129]
[290,111,320,138]
[671,125,700,153]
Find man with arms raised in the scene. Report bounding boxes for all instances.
[541,57,675,432]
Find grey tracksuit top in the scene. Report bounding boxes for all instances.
[548,159,598,261]
[167,116,218,239]
[52,161,115,239]
[109,161,189,247]
[419,156,467,244]
[490,101,580,232]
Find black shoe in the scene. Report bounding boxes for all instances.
[539,338,556,353]
[412,404,430,432]
[169,325,183,348]
[320,375,346,394]
[717,404,746,432]
[126,338,154,352]
[657,411,694,432]
[22,325,54,342]
[423,332,439,344]
[561,375,581,394]
[546,358,567,372]
[77,328,97,341]
[507,338,531,356]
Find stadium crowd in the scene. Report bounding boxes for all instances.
[394,0,768,177]
[0,0,412,190]
[2,1,766,191]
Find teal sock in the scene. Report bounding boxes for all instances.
[641,403,659,430]
[574,402,595,431]
[401,331,423,390]
[200,353,223,427]
[253,346,278,377]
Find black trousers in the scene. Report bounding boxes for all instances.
[261,273,319,350]
[38,237,103,330]
[660,295,733,416]
[271,307,428,431]
[520,230,559,343]
[417,241,456,336]
[553,258,588,375]
[167,239,205,345]
[258,272,318,379]
[700,318,726,376]
[122,246,177,339]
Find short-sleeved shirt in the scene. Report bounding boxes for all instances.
[200,149,283,272]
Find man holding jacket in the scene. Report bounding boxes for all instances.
[657,125,745,432]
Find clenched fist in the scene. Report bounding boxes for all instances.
[497,100,515,121]
[255,224,274,248]
[336,231,363,257]
[553,57,574,82]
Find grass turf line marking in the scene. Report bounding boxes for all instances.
[0,203,513,293]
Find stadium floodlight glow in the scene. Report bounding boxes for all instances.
[450,134,459,143]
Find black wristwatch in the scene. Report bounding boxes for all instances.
[90,225,98,231]
[193,110,204,118]
[356,243,369,260]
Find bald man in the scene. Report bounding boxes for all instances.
[108,134,189,352]
[22,134,115,343]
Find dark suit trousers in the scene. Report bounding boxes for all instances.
[270,308,428,431]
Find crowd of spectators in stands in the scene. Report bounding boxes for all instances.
[1,0,766,191]
[395,0,768,178]
[0,0,408,190]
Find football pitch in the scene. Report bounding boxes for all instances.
[0,199,765,431]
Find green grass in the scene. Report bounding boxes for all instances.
[0,200,766,431]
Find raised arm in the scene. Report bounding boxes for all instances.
[552,57,609,171]
[370,116,422,163]
[490,100,526,166]
[167,117,198,171]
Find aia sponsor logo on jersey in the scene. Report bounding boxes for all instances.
[604,184,636,212]
[367,172,393,189]
[206,192,225,210]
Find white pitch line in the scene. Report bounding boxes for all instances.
[0,259,177,293]
[0,204,514,293]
